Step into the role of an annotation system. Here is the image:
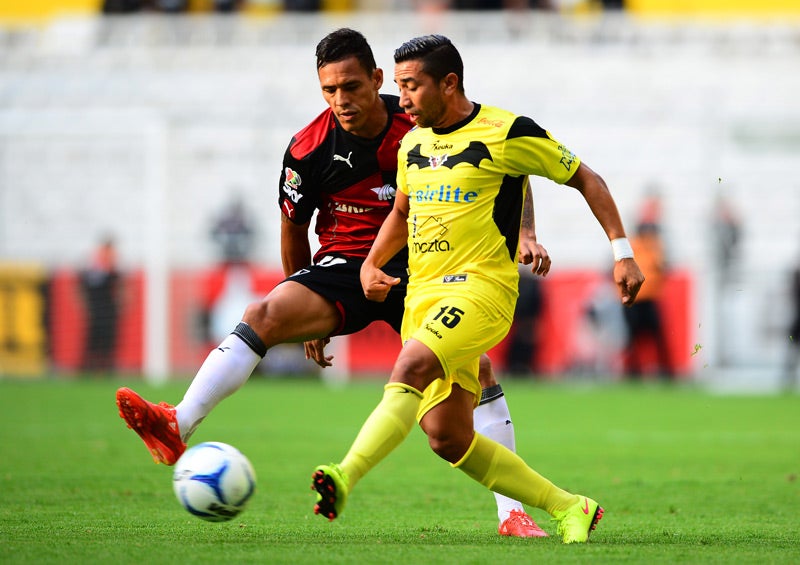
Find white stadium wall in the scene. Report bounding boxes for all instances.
[1,13,798,383]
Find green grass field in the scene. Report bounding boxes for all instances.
[1,377,798,564]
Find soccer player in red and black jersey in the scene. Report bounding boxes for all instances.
[116,28,551,537]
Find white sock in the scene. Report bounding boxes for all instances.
[473,387,526,523]
[175,333,262,442]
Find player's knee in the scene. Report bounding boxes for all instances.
[477,354,497,389]
[426,428,472,464]
[392,354,440,391]
[241,298,280,339]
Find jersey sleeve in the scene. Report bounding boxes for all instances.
[278,142,319,225]
[502,116,580,185]
[396,136,410,196]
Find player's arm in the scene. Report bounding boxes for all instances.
[360,192,410,303]
[565,162,645,305]
[280,213,312,276]
[280,213,333,367]
[518,178,551,277]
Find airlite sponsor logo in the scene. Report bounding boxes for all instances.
[411,185,478,203]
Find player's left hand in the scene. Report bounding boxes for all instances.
[304,338,334,368]
[519,238,551,277]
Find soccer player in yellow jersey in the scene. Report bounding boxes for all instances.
[311,34,645,544]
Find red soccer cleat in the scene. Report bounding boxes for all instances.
[116,387,186,465]
[498,509,549,538]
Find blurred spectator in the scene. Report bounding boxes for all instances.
[212,0,243,11]
[623,221,673,380]
[154,0,189,12]
[202,197,257,345]
[210,196,255,265]
[80,235,121,373]
[782,262,800,391]
[102,0,145,12]
[712,192,742,277]
[452,0,553,9]
[283,0,322,11]
[504,267,544,375]
[711,192,742,367]
[102,0,241,13]
[578,278,627,377]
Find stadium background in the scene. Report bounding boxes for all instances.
[0,1,798,389]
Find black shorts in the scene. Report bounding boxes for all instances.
[282,254,408,337]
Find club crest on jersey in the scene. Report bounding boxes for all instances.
[406,142,493,170]
[443,274,467,283]
[429,154,448,169]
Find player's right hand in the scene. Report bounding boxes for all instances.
[360,264,400,303]
[614,258,645,306]
[304,338,334,368]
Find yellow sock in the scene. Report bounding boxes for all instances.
[341,382,422,489]
[453,433,578,514]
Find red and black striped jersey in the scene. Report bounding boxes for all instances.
[279,94,413,262]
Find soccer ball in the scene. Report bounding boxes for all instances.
[172,442,256,522]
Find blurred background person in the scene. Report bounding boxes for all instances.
[712,192,742,278]
[210,196,255,267]
[622,200,673,380]
[711,191,742,368]
[80,235,121,373]
[577,276,628,378]
[782,259,800,392]
[504,266,544,376]
[202,196,258,346]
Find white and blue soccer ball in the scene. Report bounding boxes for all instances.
[172,442,256,522]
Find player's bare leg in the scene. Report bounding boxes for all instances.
[175,281,340,441]
[118,281,341,463]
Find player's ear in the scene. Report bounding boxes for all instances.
[373,68,384,91]
[441,72,459,96]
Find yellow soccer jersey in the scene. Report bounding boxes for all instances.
[397,103,580,312]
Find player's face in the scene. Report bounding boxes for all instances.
[394,60,447,129]
[318,57,384,137]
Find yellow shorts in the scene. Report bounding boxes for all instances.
[401,288,512,420]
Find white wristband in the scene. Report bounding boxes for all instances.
[611,238,634,261]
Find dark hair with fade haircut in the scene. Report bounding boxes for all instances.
[393,34,464,93]
[315,28,377,74]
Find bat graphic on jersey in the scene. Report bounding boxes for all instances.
[406,141,493,170]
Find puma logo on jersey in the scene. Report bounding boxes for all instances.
[333,151,353,168]
[371,184,396,201]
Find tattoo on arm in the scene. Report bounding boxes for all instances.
[521,182,535,232]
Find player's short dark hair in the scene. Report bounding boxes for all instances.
[316,28,377,75]
[393,35,464,93]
